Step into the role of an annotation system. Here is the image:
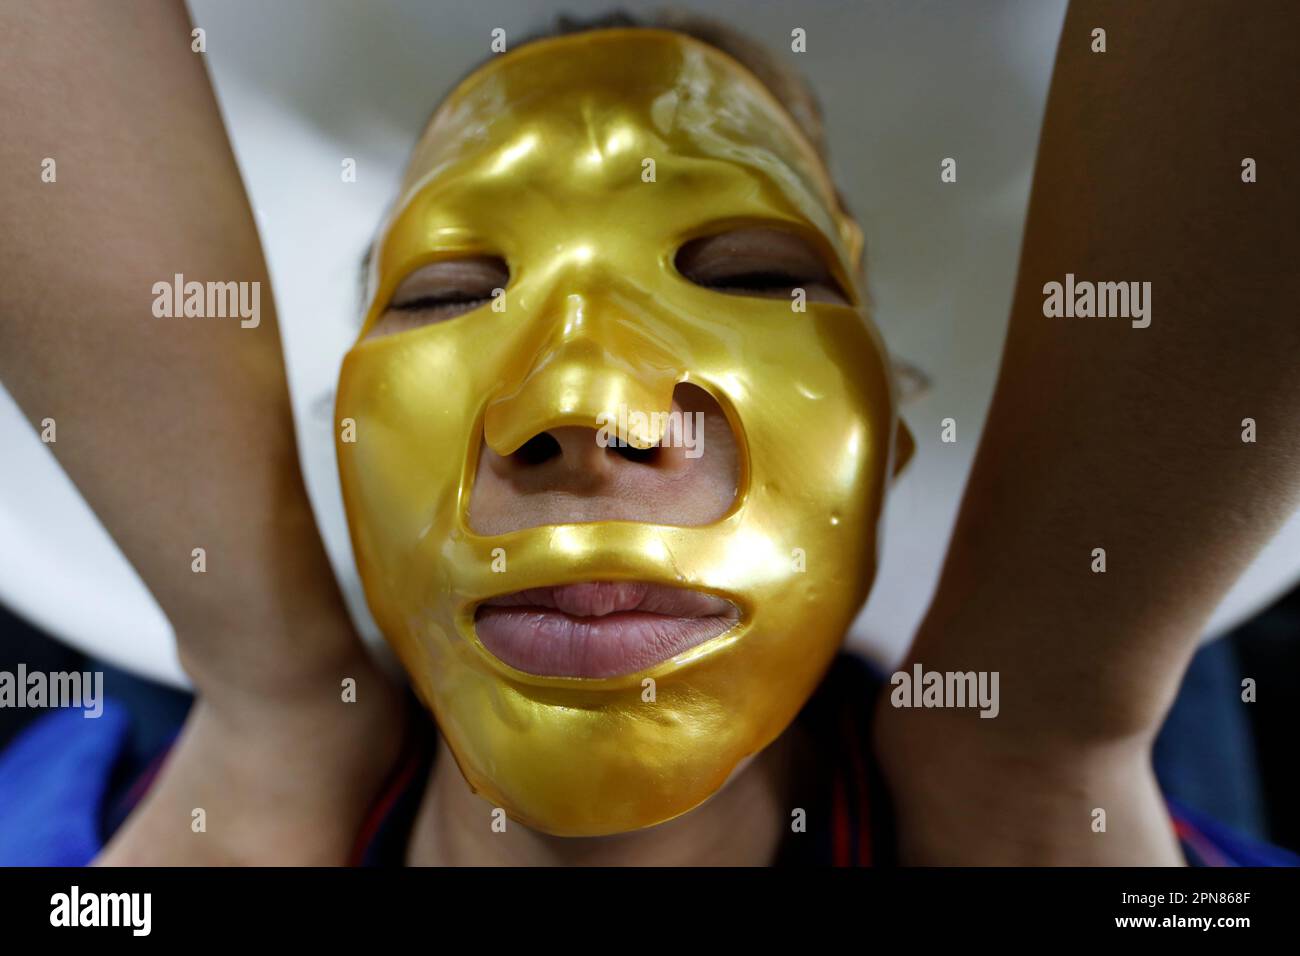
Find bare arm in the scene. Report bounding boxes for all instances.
[0,0,402,863]
[877,0,1300,863]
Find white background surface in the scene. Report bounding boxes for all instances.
[3,0,1298,687]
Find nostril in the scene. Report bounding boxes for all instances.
[514,432,562,466]
[612,442,660,465]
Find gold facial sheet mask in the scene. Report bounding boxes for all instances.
[337,29,907,835]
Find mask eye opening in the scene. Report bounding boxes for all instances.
[672,226,850,306]
[365,254,511,340]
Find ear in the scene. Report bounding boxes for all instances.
[892,417,915,478]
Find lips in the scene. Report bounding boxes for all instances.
[474,582,740,678]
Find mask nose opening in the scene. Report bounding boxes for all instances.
[467,382,741,534]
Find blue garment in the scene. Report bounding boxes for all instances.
[1154,637,1267,834]
[0,701,131,866]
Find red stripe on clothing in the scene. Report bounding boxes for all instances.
[347,741,423,866]
[1172,814,1230,867]
[841,712,873,866]
[831,772,852,867]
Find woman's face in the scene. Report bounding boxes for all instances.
[336,28,904,835]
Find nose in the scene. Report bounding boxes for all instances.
[468,384,739,534]
[483,327,680,457]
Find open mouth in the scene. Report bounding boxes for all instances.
[473,581,740,678]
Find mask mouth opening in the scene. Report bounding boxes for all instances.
[464,381,744,536]
[470,581,742,679]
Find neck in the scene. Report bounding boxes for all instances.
[407,729,795,866]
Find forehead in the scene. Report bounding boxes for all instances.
[389,29,848,262]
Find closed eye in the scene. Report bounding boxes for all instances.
[391,292,495,314]
[366,255,509,339]
[701,270,807,294]
[676,227,850,305]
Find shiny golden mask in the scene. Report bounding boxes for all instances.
[337,28,909,835]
